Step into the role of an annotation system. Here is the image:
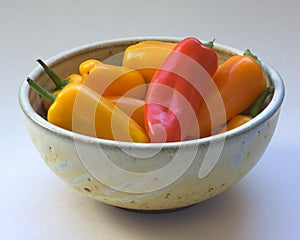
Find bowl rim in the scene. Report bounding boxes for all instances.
[18,36,285,149]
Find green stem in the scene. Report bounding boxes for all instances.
[204,39,215,49]
[27,77,56,104]
[243,49,261,66]
[248,86,274,118]
[52,79,69,92]
[37,59,65,88]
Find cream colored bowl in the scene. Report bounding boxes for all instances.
[18,37,284,211]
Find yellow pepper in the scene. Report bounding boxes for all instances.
[83,63,147,99]
[122,41,176,83]
[43,73,83,110]
[37,59,84,110]
[79,59,101,78]
[107,96,145,130]
[67,73,84,84]
[43,90,59,110]
[27,79,149,143]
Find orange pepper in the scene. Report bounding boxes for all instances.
[107,96,145,130]
[188,53,267,139]
[226,115,252,130]
[83,63,146,99]
[226,86,273,131]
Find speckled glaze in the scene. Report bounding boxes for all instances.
[18,37,284,211]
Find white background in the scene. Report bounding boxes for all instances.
[1,0,299,239]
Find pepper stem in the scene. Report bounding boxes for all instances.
[37,59,65,88]
[243,49,262,66]
[248,86,274,118]
[26,77,56,104]
[204,39,215,49]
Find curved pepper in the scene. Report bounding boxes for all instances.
[27,79,149,143]
[226,86,274,130]
[43,74,83,110]
[79,59,101,77]
[83,63,146,99]
[188,52,267,139]
[37,59,84,110]
[122,41,176,83]
[145,37,218,142]
[107,96,145,130]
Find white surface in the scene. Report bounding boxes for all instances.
[1,0,299,239]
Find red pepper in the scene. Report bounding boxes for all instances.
[145,37,218,142]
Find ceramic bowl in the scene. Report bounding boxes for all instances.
[18,37,284,211]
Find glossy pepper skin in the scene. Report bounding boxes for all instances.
[47,83,149,142]
[188,54,267,139]
[36,59,84,110]
[27,78,149,143]
[145,37,218,142]
[83,63,147,99]
[43,73,83,110]
[226,86,273,131]
[122,41,176,83]
[79,59,101,77]
[107,96,145,130]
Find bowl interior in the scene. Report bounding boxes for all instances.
[20,37,284,147]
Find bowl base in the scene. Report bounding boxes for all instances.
[116,204,197,214]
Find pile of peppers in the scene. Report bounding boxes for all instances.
[28,37,272,143]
